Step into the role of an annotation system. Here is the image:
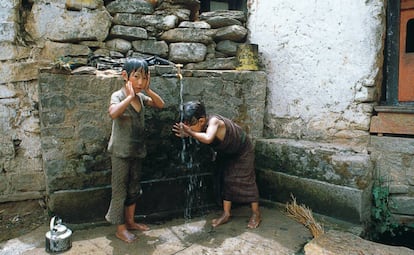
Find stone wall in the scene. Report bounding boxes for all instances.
[38,67,266,222]
[369,136,414,226]
[0,80,44,202]
[24,0,248,70]
[0,0,255,206]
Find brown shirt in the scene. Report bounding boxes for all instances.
[107,89,150,158]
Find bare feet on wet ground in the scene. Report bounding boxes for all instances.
[247,213,261,229]
[211,212,231,227]
[211,212,262,229]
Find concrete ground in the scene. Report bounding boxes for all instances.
[0,204,319,255]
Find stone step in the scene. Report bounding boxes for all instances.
[304,230,414,255]
[255,138,372,223]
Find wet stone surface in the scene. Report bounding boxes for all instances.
[0,205,313,255]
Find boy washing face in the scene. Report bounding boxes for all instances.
[173,101,261,229]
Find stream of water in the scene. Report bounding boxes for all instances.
[177,73,205,220]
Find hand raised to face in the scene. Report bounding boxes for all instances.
[125,80,135,98]
[172,122,190,138]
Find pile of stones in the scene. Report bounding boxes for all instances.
[27,0,251,71]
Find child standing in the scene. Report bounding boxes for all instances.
[105,58,165,243]
[172,101,261,229]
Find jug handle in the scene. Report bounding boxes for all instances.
[50,216,56,231]
[50,216,61,231]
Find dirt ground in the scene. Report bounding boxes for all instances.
[0,200,49,243]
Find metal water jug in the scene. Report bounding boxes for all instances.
[45,216,72,253]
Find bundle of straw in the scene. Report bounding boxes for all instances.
[285,194,324,238]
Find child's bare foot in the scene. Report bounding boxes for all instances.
[211,213,230,227]
[247,213,261,229]
[115,229,137,243]
[126,222,150,231]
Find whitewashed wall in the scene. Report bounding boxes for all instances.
[247,0,385,144]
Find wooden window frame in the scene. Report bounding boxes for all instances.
[200,0,246,12]
[368,1,414,136]
[383,0,414,106]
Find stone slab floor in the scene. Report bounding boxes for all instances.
[0,205,314,255]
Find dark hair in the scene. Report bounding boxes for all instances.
[123,58,148,78]
[181,101,206,124]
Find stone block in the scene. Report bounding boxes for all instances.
[255,138,372,189]
[214,25,247,42]
[109,25,148,40]
[0,61,48,84]
[48,186,112,223]
[10,172,46,192]
[0,84,16,98]
[40,41,92,61]
[370,134,414,154]
[304,230,414,255]
[169,42,207,63]
[0,43,31,61]
[257,169,371,223]
[132,39,169,58]
[106,0,154,15]
[0,22,16,42]
[25,3,112,42]
[389,184,409,194]
[65,0,102,10]
[390,196,414,215]
[160,28,215,44]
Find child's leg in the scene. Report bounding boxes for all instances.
[212,200,231,227]
[105,157,129,224]
[124,158,149,231]
[247,202,261,229]
[125,203,150,231]
[105,157,138,242]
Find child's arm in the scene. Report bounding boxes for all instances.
[144,88,165,109]
[189,117,219,144]
[173,117,220,145]
[108,82,135,119]
[144,72,165,109]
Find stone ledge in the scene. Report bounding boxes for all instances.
[256,169,371,223]
[255,138,372,190]
[304,230,414,255]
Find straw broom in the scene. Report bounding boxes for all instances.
[285,194,324,238]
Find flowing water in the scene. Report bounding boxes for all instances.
[177,74,206,220]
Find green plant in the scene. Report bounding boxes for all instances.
[370,177,399,239]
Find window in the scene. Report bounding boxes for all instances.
[405,19,414,52]
[200,0,246,12]
[383,0,414,105]
[368,1,414,136]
